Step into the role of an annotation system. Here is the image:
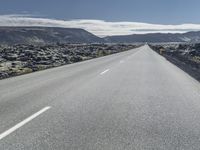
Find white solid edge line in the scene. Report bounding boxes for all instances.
[100,69,109,75]
[0,106,51,140]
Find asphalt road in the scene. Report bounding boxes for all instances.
[0,45,200,150]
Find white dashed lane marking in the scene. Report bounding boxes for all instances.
[100,69,110,75]
[0,106,51,140]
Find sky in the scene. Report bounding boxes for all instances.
[0,0,200,36]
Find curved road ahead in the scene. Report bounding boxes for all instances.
[0,45,200,149]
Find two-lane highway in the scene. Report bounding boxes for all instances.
[0,45,200,149]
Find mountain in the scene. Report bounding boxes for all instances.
[1,26,200,44]
[0,26,104,45]
[105,31,200,43]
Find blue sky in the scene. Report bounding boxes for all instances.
[1,0,200,24]
[1,0,200,36]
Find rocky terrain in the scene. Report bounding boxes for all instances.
[150,43,200,81]
[0,43,139,79]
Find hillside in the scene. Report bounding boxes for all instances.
[0,27,104,45]
[1,27,200,44]
[105,31,200,43]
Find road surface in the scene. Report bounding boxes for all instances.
[0,45,200,149]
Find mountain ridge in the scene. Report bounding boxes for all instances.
[0,26,104,45]
[0,26,200,44]
[104,31,200,43]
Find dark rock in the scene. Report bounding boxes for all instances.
[70,55,83,62]
[4,54,18,61]
[20,56,30,61]
[0,72,9,79]
[62,55,70,62]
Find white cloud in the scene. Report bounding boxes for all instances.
[0,14,200,37]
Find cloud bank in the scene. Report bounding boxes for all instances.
[1,14,200,37]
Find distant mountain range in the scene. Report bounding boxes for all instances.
[0,27,103,45]
[0,26,200,44]
[104,31,200,43]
